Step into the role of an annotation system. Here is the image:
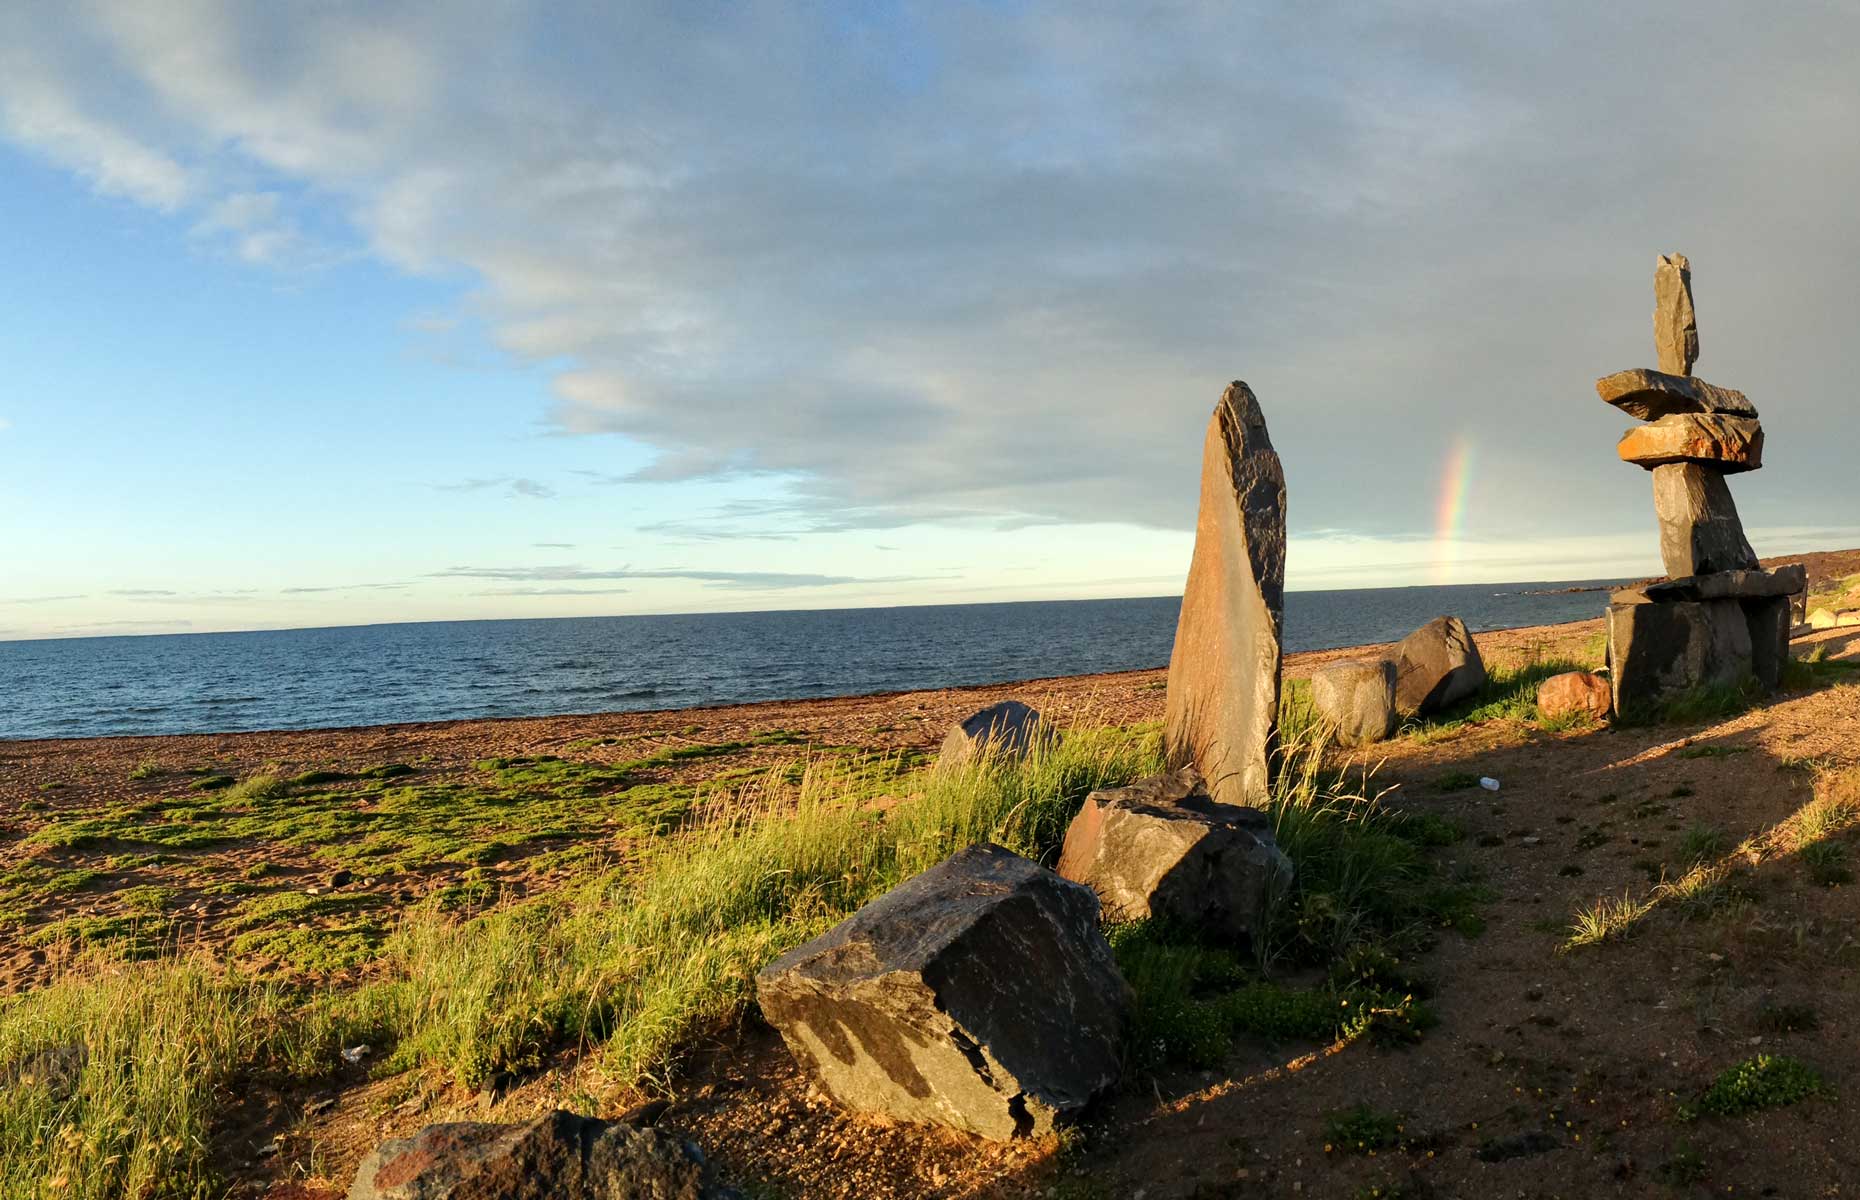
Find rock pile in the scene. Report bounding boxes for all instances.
[755,843,1129,1140]
[1599,255,1804,715]
[1163,381,1287,807]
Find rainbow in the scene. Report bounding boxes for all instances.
[1431,436,1475,583]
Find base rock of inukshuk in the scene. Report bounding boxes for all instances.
[1056,766,1293,947]
[755,843,1129,1140]
[1597,254,1803,716]
[1163,381,1286,807]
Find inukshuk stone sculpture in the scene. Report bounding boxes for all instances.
[1164,381,1286,806]
[1599,254,1804,716]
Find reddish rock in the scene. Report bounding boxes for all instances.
[1535,672,1612,723]
[1617,413,1763,473]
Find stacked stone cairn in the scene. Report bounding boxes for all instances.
[1600,254,1805,716]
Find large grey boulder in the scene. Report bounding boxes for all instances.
[1392,617,1487,716]
[1056,767,1291,948]
[937,700,1053,769]
[755,843,1129,1140]
[1309,659,1398,745]
[1651,463,1759,578]
[346,1110,737,1200]
[1164,381,1287,807]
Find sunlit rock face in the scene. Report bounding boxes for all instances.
[1163,381,1286,808]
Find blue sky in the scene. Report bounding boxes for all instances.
[2,3,1857,640]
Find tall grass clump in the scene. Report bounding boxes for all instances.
[0,958,301,1200]
[348,726,1166,1091]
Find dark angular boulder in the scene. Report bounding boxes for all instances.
[346,1110,737,1200]
[937,700,1054,769]
[755,843,1129,1140]
[1056,767,1291,947]
[1595,368,1757,421]
[1392,616,1487,716]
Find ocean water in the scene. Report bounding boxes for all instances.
[0,580,1625,740]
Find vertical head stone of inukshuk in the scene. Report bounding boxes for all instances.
[1653,252,1698,377]
[1164,381,1286,808]
[1597,255,1760,579]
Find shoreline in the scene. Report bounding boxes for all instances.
[0,615,1608,752]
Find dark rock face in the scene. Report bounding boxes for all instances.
[1595,369,1757,421]
[1392,617,1487,716]
[1164,381,1287,807]
[1651,463,1759,578]
[937,700,1054,769]
[1606,599,1756,716]
[755,844,1129,1140]
[1056,767,1292,947]
[1309,658,1397,745]
[346,1110,736,1200]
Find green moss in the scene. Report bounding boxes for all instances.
[1682,1054,1826,1120]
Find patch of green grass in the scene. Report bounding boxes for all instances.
[224,774,289,802]
[1800,841,1852,886]
[289,769,348,787]
[189,775,235,792]
[360,763,416,780]
[1432,770,1480,793]
[1402,656,1591,737]
[1680,1054,1826,1120]
[1562,890,1654,950]
[1678,824,1726,863]
[1323,1104,1403,1155]
[128,761,162,781]
[1677,744,1750,760]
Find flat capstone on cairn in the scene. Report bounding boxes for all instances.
[1599,254,1805,716]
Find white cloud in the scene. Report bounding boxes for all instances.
[0,2,1856,553]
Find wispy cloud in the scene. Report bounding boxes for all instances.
[531,542,576,549]
[108,588,179,597]
[469,586,631,597]
[436,476,555,500]
[0,593,85,604]
[431,564,930,590]
[279,582,408,594]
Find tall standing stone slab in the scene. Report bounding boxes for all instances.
[1164,381,1286,807]
[1651,463,1758,578]
[755,844,1129,1141]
